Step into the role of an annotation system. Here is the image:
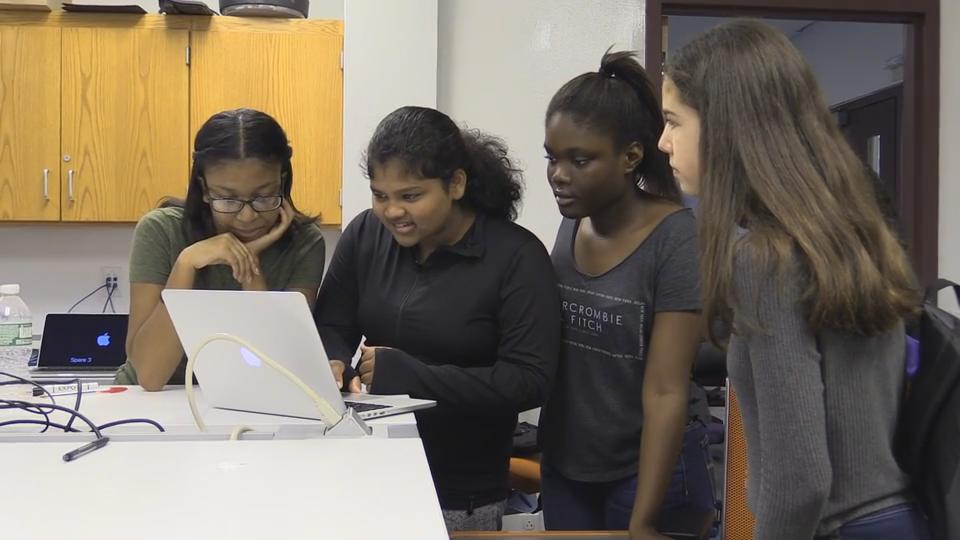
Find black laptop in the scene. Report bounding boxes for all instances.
[29,314,128,380]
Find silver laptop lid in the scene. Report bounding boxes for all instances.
[161,289,347,424]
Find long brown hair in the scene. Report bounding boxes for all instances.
[665,19,919,343]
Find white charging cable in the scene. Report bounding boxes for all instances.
[185,333,342,433]
[230,425,253,441]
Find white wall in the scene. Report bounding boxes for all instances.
[437,0,646,246]
[940,0,960,313]
[0,224,133,334]
[341,0,438,224]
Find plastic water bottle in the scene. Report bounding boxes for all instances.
[0,284,33,375]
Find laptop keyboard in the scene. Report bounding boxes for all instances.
[343,401,391,413]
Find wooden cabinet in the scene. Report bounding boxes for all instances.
[61,26,189,222]
[0,14,343,225]
[0,24,61,221]
[190,18,343,224]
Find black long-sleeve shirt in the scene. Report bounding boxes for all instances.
[315,209,560,509]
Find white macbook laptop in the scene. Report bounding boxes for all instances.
[29,313,128,380]
[160,289,435,424]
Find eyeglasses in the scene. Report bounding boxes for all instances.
[208,195,283,214]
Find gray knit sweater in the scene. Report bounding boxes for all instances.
[727,247,912,539]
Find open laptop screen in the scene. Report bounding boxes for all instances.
[36,314,128,370]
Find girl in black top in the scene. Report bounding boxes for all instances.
[314,106,561,532]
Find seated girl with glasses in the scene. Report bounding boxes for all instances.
[114,109,326,390]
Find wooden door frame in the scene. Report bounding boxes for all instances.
[645,0,940,286]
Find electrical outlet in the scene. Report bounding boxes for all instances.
[100,266,123,298]
[501,512,543,532]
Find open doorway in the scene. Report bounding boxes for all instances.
[645,0,940,288]
[667,17,908,238]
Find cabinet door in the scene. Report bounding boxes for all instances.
[0,25,61,221]
[61,27,189,222]
[190,22,343,225]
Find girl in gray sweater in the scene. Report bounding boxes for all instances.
[658,19,929,539]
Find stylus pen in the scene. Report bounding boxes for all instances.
[62,437,110,462]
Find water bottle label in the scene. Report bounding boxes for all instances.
[0,323,32,347]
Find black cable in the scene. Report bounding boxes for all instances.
[65,377,82,432]
[0,373,87,433]
[102,281,116,314]
[0,418,164,433]
[0,419,80,432]
[0,403,166,434]
[0,400,102,439]
[97,418,165,432]
[67,284,108,314]
[0,372,55,432]
[3,401,50,416]
[0,372,56,403]
[3,402,54,433]
[0,372,165,437]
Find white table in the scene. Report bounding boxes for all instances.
[0,437,448,540]
[0,385,420,440]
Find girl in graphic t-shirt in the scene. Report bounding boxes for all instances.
[538,51,714,540]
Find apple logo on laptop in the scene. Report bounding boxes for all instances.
[97,333,111,347]
[240,347,262,368]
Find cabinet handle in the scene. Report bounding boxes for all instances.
[68,170,75,202]
[42,169,50,201]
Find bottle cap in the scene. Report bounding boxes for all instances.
[0,284,20,295]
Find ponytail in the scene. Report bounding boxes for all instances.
[547,49,680,203]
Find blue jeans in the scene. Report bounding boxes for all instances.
[541,422,716,530]
[817,503,931,540]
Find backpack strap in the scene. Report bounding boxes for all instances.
[924,278,960,304]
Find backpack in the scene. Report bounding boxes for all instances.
[897,279,960,540]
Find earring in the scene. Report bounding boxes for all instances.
[635,173,647,190]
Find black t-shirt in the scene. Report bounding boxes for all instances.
[539,210,707,482]
[314,210,561,509]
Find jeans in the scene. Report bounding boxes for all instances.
[817,503,931,540]
[541,421,716,530]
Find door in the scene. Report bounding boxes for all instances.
[61,27,189,222]
[833,84,902,221]
[190,21,344,225]
[0,25,61,221]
